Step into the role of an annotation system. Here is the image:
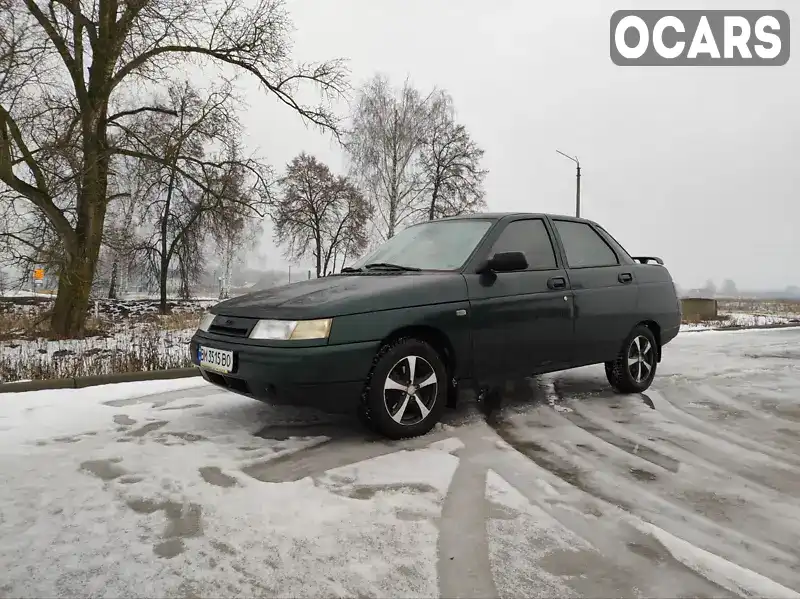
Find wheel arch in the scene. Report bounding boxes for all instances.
[637,319,662,362]
[380,324,456,374]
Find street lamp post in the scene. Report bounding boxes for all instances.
[556,150,581,218]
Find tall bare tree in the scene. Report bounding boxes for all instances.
[271,153,370,277]
[0,0,348,336]
[420,91,487,220]
[210,206,261,299]
[102,153,144,299]
[124,81,270,313]
[346,74,431,241]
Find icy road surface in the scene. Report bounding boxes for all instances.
[1,328,799,598]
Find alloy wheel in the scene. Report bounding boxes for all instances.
[627,335,655,383]
[383,355,438,425]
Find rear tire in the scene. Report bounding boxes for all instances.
[359,338,447,440]
[605,325,658,394]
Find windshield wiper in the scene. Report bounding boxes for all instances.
[340,266,364,273]
[364,262,422,272]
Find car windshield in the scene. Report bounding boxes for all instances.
[349,219,494,271]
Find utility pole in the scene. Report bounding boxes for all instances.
[556,150,581,218]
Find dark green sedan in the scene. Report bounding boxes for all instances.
[190,213,681,439]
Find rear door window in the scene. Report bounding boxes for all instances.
[553,220,619,268]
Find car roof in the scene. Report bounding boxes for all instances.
[435,212,598,225]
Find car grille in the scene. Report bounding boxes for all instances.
[208,315,258,338]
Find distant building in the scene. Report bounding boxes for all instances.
[681,297,718,321]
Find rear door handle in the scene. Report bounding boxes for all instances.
[618,272,633,283]
[548,277,567,290]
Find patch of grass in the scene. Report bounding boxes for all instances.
[681,314,730,326]
[0,297,207,382]
[148,311,203,331]
[0,298,206,341]
[718,299,800,317]
[0,310,112,341]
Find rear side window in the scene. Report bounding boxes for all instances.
[489,219,558,270]
[595,225,633,262]
[553,220,619,268]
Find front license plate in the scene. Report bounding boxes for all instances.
[198,346,234,373]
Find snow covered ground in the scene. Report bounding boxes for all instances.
[0,298,210,382]
[0,326,196,382]
[1,328,799,598]
[681,311,800,331]
[681,299,800,331]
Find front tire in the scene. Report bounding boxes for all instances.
[605,325,658,394]
[359,338,447,440]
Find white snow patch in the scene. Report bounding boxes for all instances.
[485,469,591,598]
[432,421,456,433]
[427,436,465,454]
[633,520,800,599]
[492,438,513,451]
[0,378,207,449]
[0,380,460,598]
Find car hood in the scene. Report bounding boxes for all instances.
[211,272,468,319]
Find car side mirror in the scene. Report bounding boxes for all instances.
[477,251,528,274]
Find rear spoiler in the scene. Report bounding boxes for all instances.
[632,256,664,265]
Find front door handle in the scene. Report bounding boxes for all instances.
[618,272,633,283]
[548,277,567,290]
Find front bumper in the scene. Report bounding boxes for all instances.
[190,332,379,413]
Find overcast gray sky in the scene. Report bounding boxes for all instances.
[237,0,798,291]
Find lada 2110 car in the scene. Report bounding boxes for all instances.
[190,213,682,439]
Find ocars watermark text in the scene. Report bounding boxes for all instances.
[610,10,790,66]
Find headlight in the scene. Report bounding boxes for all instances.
[249,318,332,340]
[198,312,216,332]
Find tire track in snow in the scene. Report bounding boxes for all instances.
[567,399,800,508]
[482,464,740,599]
[547,383,681,473]
[435,428,497,599]
[434,421,731,599]
[489,398,800,591]
[560,392,800,561]
[648,388,800,469]
[241,427,454,483]
[695,384,800,437]
[465,420,739,598]
[102,382,218,408]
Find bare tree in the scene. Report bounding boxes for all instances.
[346,74,431,241]
[204,153,265,299]
[420,90,487,220]
[102,154,144,299]
[125,81,271,313]
[0,0,348,336]
[720,279,738,298]
[0,189,64,285]
[210,208,261,299]
[271,153,370,277]
[700,279,717,297]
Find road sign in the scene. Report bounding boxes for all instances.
[33,268,44,281]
